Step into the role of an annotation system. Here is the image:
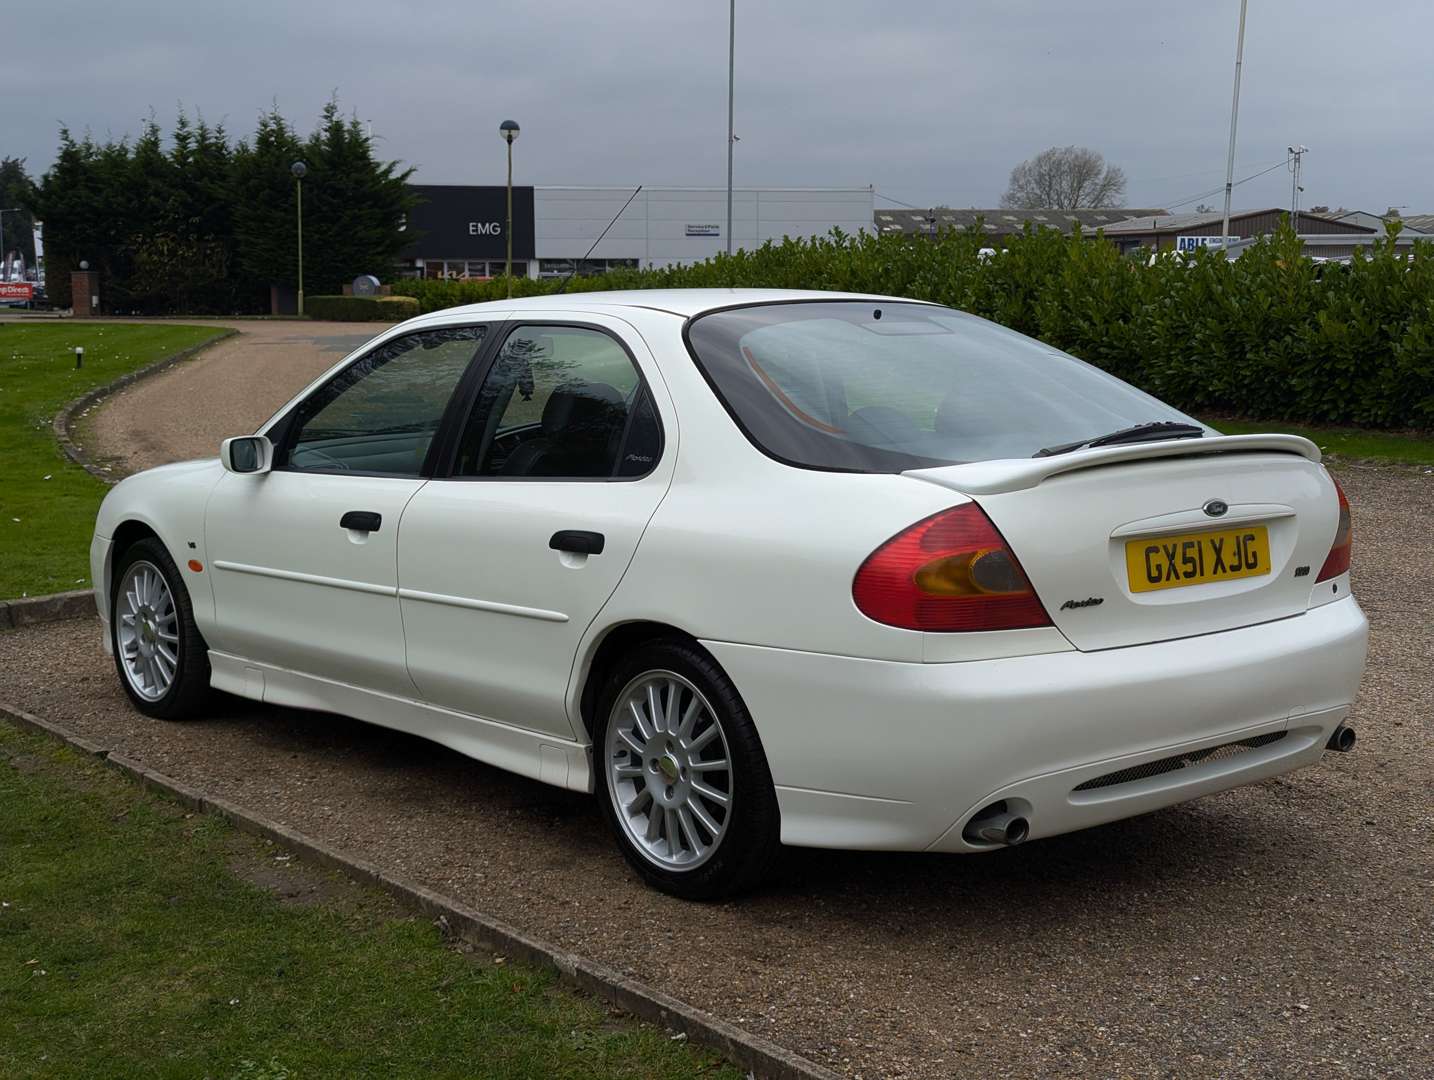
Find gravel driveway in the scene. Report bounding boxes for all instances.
[2,461,1430,1078]
[76,320,374,476]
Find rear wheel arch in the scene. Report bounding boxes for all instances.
[577,620,703,738]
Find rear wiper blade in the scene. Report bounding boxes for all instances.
[1035,421,1205,458]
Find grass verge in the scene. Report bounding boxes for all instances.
[0,323,226,600]
[1204,416,1434,466]
[0,324,226,602]
[0,722,740,1080]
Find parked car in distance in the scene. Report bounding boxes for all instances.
[92,290,1367,898]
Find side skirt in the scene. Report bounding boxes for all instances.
[208,651,593,794]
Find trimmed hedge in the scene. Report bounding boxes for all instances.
[306,294,420,322]
[390,222,1434,429]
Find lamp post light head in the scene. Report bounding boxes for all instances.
[79,260,89,270]
[291,161,308,179]
[499,120,520,144]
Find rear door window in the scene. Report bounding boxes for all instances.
[454,325,661,479]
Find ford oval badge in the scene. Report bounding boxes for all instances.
[1203,499,1229,517]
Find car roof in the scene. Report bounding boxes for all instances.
[415,288,932,320]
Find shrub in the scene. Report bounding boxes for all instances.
[390,221,1434,430]
[305,294,420,322]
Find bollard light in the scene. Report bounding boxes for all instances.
[75,346,84,370]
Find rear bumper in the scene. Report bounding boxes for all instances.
[703,596,1368,853]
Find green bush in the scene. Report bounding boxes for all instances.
[392,221,1434,429]
[306,294,420,322]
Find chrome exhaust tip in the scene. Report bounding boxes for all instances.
[1326,724,1356,753]
[964,805,1030,847]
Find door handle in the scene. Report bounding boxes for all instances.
[340,510,382,533]
[549,530,605,556]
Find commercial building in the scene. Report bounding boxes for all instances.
[873,207,1166,245]
[1095,208,1374,254]
[398,184,874,279]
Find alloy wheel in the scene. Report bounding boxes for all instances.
[116,560,179,701]
[604,671,733,870]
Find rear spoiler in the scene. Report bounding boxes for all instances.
[904,434,1321,496]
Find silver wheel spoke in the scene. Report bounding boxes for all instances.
[676,807,705,857]
[664,679,680,733]
[688,723,720,753]
[627,700,652,741]
[688,799,722,838]
[690,779,729,807]
[604,670,734,873]
[678,698,702,741]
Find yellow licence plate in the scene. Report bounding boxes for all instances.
[1125,525,1271,594]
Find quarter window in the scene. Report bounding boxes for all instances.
[284,325,486,476]
[455,325,660,479]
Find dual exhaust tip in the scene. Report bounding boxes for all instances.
[963,803,1029,847]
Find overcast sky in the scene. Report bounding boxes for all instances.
[7,0,1430,214]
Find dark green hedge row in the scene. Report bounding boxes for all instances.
[306,294,420,322]
[391,224,1434,428]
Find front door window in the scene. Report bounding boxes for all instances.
[283,325,486,476]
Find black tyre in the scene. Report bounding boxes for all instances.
[110,537,211,720]
[593,638,781,900]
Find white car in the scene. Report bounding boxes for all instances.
[92,290,1367,898]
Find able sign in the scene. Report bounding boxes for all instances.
[1176,235,1239,254]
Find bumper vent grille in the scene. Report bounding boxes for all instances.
[1073,731,1288,792]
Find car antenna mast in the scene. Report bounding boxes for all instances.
[553,186,642,296]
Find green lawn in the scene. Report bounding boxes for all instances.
[0,323,225,600]
[1204,416,1434,465]
[0,723,740,1080]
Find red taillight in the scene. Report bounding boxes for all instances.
[852,504,1052,632]
[1315,477,1352,582]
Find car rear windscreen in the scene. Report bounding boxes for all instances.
[684,301,1202,472]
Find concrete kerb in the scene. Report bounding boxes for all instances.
[0,589,97,631]
[0,698,841,1080]
[52,327,239,484]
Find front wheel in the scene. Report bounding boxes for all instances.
[594,639,780,900]
[111,537,211,719]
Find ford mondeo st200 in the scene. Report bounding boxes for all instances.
[92,291,1367,898]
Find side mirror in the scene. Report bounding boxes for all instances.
[220,435,273,475]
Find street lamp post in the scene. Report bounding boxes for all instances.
[499,120,520,298]
[1219,0,1249,249]
[291,161,307,316]
[726,0,735,257]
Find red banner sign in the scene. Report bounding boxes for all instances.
[0,282,35,301]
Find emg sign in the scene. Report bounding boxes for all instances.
[1176,235,1239,254]
[400,185,534,260]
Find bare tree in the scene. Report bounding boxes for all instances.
[1000,146,1127,209]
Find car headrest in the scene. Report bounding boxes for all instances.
[541,380,625,438]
